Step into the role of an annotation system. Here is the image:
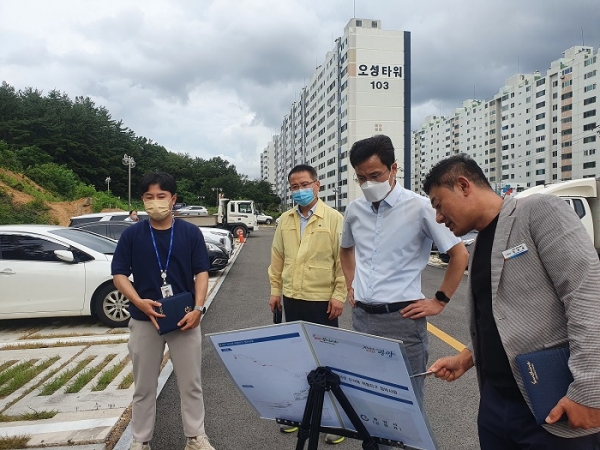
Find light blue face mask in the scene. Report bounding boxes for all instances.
[292,188,315,207]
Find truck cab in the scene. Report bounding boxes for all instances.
[220,199,258,233]
[515,178,599,251]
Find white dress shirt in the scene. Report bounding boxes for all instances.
[341,183,460,304]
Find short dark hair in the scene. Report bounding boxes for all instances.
[288,164,318,181]
[129,210,136,215]
[423,154,492,194]
[349,135,395,169]
[140,172,177,195]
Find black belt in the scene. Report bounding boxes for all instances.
[355,301,414,314]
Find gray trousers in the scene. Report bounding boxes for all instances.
[128,319,206,442]
[352,308,429,450]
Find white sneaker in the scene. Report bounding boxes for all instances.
[185,435,215,450]
[130,442,151,450]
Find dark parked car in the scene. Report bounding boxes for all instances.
[74,221,133,241]
[206,243,229,272]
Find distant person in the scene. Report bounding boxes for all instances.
[268,164,347,445]
[112,172,215,450]
[125,210,139,222]
[424,155,600,449]
[339,135,468,404]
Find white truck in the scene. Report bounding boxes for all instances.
[514,177,600,253]
[176,198,257,238]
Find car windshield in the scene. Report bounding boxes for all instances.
[50,228,118,254]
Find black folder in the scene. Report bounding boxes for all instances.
[154,291,194,335]
[515,346,572,425]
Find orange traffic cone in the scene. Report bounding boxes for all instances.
[237,229,245,243]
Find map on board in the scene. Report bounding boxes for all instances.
[208,321,437,450]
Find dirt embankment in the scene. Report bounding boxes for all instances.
[0,168,123,226]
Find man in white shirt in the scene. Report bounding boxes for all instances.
[340,135,469,404]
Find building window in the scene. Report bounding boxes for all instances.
[584,110,596,118]
[584,162,596,169]
[584,96,597,106]
[583,123,597,131]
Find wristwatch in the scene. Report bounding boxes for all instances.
[194,305,207,314]
[434,291,451,304]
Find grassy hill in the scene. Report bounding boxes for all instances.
[0,168,119,226]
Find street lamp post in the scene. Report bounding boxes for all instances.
[211,187,222,206]
[332,187,339,210]
[105,176,111,193]
[122,154,136,209]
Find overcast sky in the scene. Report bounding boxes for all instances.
[1,0,599,179]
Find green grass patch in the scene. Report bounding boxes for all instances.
[118,371,134,389]
[65,354,116,394]
[39,356,95,396]
[0,171,59,202]
[0,409,58,422]
[0,435,30,449]
[0,357,60,398]
[0,189,54,225]
[93,356,131,391]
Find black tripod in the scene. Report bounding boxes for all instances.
[276,366,406,450]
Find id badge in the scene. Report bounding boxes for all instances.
[161,284,174,298]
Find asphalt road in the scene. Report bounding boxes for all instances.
[150,227,481,450]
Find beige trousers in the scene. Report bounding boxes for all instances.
[128,318,206,442]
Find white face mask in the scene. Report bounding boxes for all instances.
[360,179,392,203]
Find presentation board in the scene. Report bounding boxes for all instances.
[208,321,437,450]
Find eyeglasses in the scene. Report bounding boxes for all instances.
[290,180,317,191]
[353,169,390,185]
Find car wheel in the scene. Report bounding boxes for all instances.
[265,219,272,225]
[232,225,247,239]
[94,283,130,327]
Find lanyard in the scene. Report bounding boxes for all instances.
[149,220,174,285]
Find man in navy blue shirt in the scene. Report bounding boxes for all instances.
[112,172,215,450]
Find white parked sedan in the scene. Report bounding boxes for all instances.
[177,205,208,216]
[256,213,274,225]
[0,225,129,327]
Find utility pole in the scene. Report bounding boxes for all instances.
[122,154,136,209]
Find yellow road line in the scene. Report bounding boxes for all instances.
[427,323,466,352]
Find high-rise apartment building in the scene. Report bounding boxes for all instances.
[261,18,411,212]
[414,46,599,195]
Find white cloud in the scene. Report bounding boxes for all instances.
[1,0,599,178]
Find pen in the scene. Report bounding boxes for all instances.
[410,370,435,378]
